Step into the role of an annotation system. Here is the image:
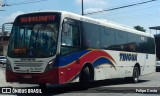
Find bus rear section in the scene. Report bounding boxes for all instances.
[154,34,160,71]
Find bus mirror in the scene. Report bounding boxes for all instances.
[62,19,70,34]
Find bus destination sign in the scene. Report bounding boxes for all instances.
[20,15,55,23]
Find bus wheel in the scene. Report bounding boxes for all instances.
[132,66,140,83]
[80,67,90,89]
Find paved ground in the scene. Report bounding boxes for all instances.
[0,64,37,88]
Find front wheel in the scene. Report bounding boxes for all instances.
[80,67,90,89]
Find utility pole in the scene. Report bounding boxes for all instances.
[82,0,84,15]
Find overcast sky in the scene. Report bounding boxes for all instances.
[0,0,160,33]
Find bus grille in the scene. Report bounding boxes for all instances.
[14,63,43,67]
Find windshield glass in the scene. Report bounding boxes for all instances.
[8,13,60,58]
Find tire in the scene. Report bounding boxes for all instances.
[132,66,140,83]
[39,83,46,89]
[156,67,160,72]
[80,67,90,89]
[39,83,46,93]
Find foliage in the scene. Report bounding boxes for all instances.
[134,25,146,32]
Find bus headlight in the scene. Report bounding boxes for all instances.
[6,59,12,71]
[45,59,55,72]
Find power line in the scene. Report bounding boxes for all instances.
[2,0,48,7]
[84,0,157,15]
[1,0,10,7]
[106,4,160,17]
[11,0,48,6]
[109,13,159,20]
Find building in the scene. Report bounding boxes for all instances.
[0,22,12,56]
[149,26,160,34]
[0,36,10,56]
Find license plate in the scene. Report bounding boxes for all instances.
[23,75,32,79]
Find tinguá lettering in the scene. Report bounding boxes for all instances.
[120,53,137,61]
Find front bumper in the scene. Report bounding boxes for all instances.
[5,69,60,84]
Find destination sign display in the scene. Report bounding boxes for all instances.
[20,15,55,23]
[13,48,26,54]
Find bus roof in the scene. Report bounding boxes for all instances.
[17,10,153,38]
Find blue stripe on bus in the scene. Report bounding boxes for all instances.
[54,50,90,67]
[92,57,114,68]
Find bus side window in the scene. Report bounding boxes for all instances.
[62,24,80,46]
[62,24,72,46]
[61,19,80,55]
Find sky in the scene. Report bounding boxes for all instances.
[0,0,160,34]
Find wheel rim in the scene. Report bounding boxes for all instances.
[134,68,139,82]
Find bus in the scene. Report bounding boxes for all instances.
[154,34,160,71]
[6,11,156,88]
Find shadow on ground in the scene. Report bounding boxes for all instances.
[14,79,151,96]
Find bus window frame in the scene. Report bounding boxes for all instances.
[60,18,82,56]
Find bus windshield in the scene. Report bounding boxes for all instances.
[8,13,61,58]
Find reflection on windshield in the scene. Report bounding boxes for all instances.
[8,23,58,58]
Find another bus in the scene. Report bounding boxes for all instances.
[6,11,156,88]
[154,34,160,71]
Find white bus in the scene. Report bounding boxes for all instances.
[6,11,156,88]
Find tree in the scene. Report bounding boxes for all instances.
[134,25,146,32]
